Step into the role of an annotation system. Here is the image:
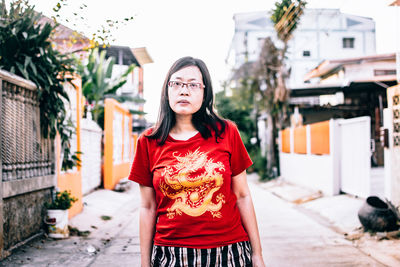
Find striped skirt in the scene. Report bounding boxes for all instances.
[151,241,252,267]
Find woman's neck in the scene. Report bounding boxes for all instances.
[171,115,196,134]
[170,115,198,140]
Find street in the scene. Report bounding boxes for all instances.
[249,178,385,267]
[1,177,389,267]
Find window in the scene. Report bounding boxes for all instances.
[342,38,355,48]
[374,69,396,76]
[303,50,311,57]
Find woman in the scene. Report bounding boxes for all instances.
[129,56,265,267]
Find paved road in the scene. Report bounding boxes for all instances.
[93,178,386,267]
[1,178,387,267]
[248,179,385,267]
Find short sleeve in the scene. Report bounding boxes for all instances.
[128,134,153,187]
[229,122,253,176]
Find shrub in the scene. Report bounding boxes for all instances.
[45,190,78,210]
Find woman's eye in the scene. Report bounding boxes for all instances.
[174,82,182,87]
[189,83,198,89]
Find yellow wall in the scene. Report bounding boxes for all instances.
[103,98,133,190]
[56,77,83,219]
[280,120,330,156]
[281,129,291,153]
[293,126,307,154]
[310,121,330,155]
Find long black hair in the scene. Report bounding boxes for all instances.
[147,56,225,145]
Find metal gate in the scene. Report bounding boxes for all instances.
[338,116,371,197]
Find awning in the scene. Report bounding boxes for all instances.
[100,45,140,67]
[131,47,153,66]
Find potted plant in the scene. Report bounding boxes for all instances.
[45,190,78,238]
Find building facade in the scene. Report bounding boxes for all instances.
[101,46,153,132]
[227,9,376,88]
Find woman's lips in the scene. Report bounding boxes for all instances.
[177,100,190,104]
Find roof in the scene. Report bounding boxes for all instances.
[131,47,153,65]
[37,15,90,43]
[304,53,396,81]
[100,45,140,67]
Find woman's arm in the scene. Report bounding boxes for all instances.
[139,185,157,267]
[232,170,266,267]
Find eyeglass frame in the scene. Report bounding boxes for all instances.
[168,80,205,91]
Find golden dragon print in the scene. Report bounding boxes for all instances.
[159,148,226,219]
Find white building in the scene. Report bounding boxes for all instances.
[227,9,376,88]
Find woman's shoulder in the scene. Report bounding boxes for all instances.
[210,119,238,139]
[223,119,238,131]
[138,127,155,140]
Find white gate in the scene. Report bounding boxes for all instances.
[338,116,371,197]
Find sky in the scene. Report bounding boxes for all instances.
[17,0,400,123]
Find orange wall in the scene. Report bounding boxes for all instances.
[104,98,133,190]
[280,120,330,156]
[281,129,291,153]
[293,126,307,154]
[310,121,330,155]
[56,77,83,219]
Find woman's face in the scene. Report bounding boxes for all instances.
[168,66,204,117]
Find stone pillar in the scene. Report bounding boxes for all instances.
[385,84,400,206]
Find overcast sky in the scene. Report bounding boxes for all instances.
[21,0,400,122]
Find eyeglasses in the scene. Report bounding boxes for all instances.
[168,81,204,91]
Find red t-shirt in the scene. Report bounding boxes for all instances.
[128,120,253,248]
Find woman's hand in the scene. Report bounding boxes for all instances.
[252,254,266,267]
[139,185,157,267]
[232,171,266,267]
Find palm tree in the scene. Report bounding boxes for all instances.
[255,0,306,177]
[76,48,143,125]
[271,0,306,102]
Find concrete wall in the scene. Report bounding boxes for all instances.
[0,70,57,257]
[3,189,52,250]
[280,153,336,195]
[81,119,102,195]
[345,60,397,82]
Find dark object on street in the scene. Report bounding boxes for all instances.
[101,215,112,221]
[358,196,399,232]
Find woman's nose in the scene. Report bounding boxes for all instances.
[179,84,190,95]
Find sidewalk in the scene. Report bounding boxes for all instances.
[256,176,400,267]
[0,178,141,267]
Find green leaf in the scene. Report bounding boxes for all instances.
[128,109,146,115]
[104,57,114,78]
[15,61,29,79]
[29,61,37,76]
[24,56,31,69]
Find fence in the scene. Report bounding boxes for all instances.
[0,70,54,255]
[279,120,339,196]
[279,117,374,197]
